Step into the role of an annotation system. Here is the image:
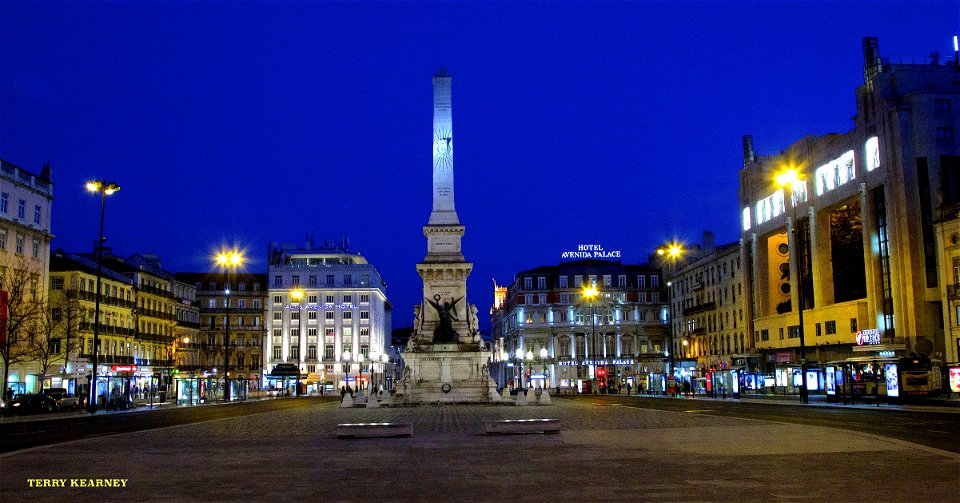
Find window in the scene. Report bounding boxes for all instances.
[308,345,317,359]
[253,299,261,309]
[290,311,300,320]
[360,311,369,320]
[816,323,822,336]
[15,234,23,254]
[651,276,659,287]
[935,99,952,111]
[51,277,64,290]
[308,295,318,304]
[273,295,282,304]
[238,299,245,309]
[308,328,317,337]
[308,311,317,320]
[326,275,334,286]
[574,275,583,286]
[524,277,532,290]
[538,294,547,304]
[637,275,646,288]
[524,294,533,305]
[325,311,334,320]
[273,328,281,339]
[324,344,334,360]
[343,311,352,320]
[238,282,246,292]
[603,275,611,287]
[309,275,318,287]
[344,295,353,304]
[825,320,837,335]
[537,277,546,289]
[360,294,370,303]
[273,346,281,359]
[0,193,7,213]
[273,311,282,320]
[559,276,568,288]
[788,326,800,339]
[34,205,41,225]
[273,275,282,287]
[290,345,299,358]
[618,275,626,287]
[759,329,769,341]
[560,293,570,304]
[0,229,5,250]
[52,307,62,321]
[937,127,955,139]
[850,318,858,333]
[17,199,25,219]
[325,294,335,303]
[291,275,300,285]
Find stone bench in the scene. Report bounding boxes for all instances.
[484,418,560,435]
[335,422,413,438]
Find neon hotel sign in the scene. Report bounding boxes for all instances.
[561,244,621,259]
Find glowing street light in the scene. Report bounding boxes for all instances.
[214,249,244,402]
[85,179,120,413]
[581,284,601,392]
[777,166,809,404]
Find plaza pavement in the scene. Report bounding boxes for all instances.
[1,398,957,502]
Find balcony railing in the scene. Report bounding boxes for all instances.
[947,284,960,301]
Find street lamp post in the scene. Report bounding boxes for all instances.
[657,243,685,396]
[582,285,599,393]
[215,250,243,402]
[85,180,120,413]
[777,169,809,404]
[342,350,352,394]
[290,290,304,396]
[515,347,524,390]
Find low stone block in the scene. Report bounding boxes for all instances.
[335,422,413,438]
[484,418,560,435]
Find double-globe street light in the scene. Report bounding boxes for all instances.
[215,250,243,402]
[85,180,120,413]
[776,168,809,404]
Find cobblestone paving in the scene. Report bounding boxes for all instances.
[1,399,957,502]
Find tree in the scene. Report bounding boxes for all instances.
[29,293,83,391]
[0,256,45,397]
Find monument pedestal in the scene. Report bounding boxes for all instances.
[398,344,500,404]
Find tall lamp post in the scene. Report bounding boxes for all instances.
[657,243,685,394]
[776,168,809,404]
[515,347,524,390]
[342,350,352,392]
[85,180,120,413]
[215,250,243,402]
[290,290,304,396]
[582,285,599,392]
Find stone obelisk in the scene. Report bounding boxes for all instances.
[398,67,499,404]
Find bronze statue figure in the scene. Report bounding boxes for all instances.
[427,294,462,343]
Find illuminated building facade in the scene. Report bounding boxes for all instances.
[265,240,391,393]
[660,232,751,394]
[174,272,267,399]
[490,258,669,394]
[47,253,136,398]
[739,37,960,381]
[0,160,53,395]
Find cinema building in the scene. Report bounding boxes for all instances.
[739,37,959,396]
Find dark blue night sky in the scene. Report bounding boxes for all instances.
[2,1,957,332]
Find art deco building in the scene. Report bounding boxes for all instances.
[660,232,751,394]
[0,160,54,395]
[265,240,391,393]
[490,258,669,394]
[739,37,960,381]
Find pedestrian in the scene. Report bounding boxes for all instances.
[5,386,12,401]
[627,383,632,395]
[340,386,346,399]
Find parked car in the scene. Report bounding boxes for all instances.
[0,393,58,415]
[43,388,80,411]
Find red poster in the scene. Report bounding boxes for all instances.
[949,367,960,393]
